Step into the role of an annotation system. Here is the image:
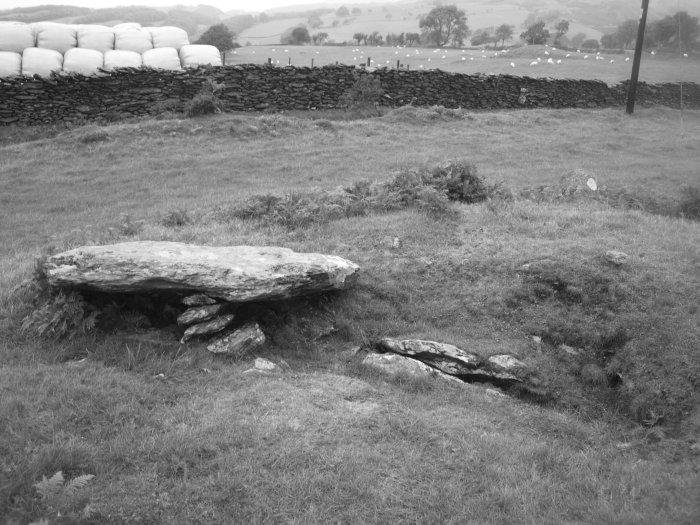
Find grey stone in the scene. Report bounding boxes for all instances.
[177,303,229,327]
[206,322,265,358]
[182,293,218,306]
[377,338,480,376]
[487,354,527,371]
[44,241,360,302]
[362,352,462,384]
[254,357,277,371]
[180,313,235,343]
[605,250,628,266]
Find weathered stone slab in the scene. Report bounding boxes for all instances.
[362,352,462,384]
[377,338,481,376]
[180,313,235,343]
[182,293,218,306]
[177,303,229,327]
[44,241,360,302]
[206,321,265,358]
[377,338,525,386]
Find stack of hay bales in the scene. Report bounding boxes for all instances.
[0,21,222,78]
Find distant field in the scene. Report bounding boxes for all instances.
[228,44,700,84]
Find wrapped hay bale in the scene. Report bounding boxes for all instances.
[22,47,63,77]
[62,48,103,75]
[146,26,189,49]
[103,49,142,70]
[114,27,153,54]
[0,51,22,77]
[142,47,181,70]
[179,44,222,67]
[33,22,77,54]
[76,25,115,53]
[0,22,35,53]
[113,22,141,31]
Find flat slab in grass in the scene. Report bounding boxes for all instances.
[44,241,360,301]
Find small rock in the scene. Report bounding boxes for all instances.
[381,236,401,249]
[605,250,628,266]
[485,388,507,397]
[207,321,265,358]
[559,344,580,356]
[177,303,229,327]
[487,354,527,371]
[180,314,235,343]
[254,357,278,371]
[532,336,542,345]
[182,294,218,306]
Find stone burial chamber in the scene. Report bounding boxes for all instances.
[42,241,360,353]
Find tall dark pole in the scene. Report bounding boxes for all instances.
[626,0,650,114]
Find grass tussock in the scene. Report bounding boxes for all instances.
[382,104,475,123]
[218,160,500,228]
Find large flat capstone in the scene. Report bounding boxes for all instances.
[44,241,360,302]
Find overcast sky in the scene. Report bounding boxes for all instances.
[2,1,394,14]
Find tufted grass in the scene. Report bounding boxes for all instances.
[1,107,699,523]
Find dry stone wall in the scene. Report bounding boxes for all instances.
[1,64,698,125]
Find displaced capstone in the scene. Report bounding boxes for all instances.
[177,303,229,327]
[362,352,462,384]
[180,313,234,343]
[43,241,360,302]
[207,321,265,358]
[377,338,480,376]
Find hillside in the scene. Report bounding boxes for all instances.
[2,1,697,45]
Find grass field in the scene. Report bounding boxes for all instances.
[1,105,699,523]
[228,44,700,84]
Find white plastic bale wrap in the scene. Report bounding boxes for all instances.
[0,51,22,77]
[33,22,77,54]
[62,48,104,75]
[103,50,142,70]
[146,26,189,49]
[114,28,153,54]
[21,47,63,77]
[141,47,181,70]
[76,25,115,53]
[0,22,35,53]
[113,23,142,31]
[179,45,222,67]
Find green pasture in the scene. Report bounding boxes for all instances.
[1,105,699,523]
[227,44,700,84]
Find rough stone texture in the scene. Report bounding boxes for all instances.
[44,241,360,301]
[377,338,480,376]
[487,354,527,371]
[362,352,462,384]
[605,250,629,266]
[181,313,234,343]
[206,321,265,358]
[254,357,277,371]
[177,303,229,327]
[377,338,527,386]
[182,293,218,306]
[0,64,697,125]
